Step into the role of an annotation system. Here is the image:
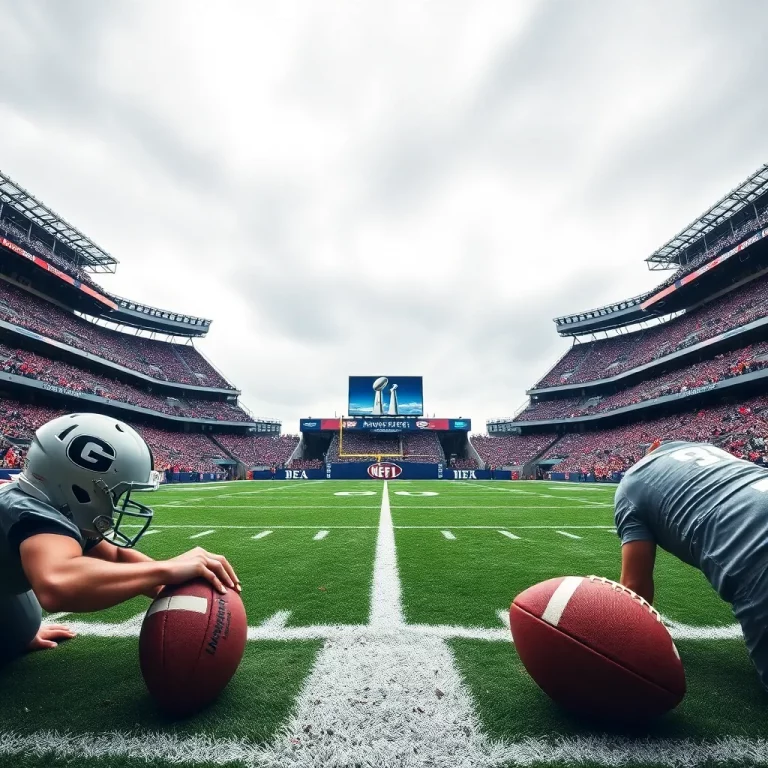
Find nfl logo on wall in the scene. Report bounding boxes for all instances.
[367,462,403,479]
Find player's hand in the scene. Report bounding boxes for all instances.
[161,547,241,595]
[27,624,76,651]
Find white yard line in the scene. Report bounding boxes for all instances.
[5,725,768,766]
[189,529,215,539]
[313,530,330,540]
[369,481,404,627]
[498,530,520,540]
[251,531,273,540]
[441,530,456,540]
[556,530,582,540]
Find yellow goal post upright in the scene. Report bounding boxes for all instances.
[337,417,440,462]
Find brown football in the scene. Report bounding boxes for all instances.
[139,579,247,716]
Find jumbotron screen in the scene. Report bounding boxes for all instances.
[348,376,424,416]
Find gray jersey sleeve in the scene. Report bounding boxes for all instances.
[0,486,83,553]
[614,486,654,545]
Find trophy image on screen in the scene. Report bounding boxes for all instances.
[372,376,388,415]
[387,383,399,415]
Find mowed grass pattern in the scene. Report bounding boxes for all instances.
[1,479,763,767]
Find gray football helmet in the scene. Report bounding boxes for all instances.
[17,413,160,548]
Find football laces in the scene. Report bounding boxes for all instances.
[587,575,662,623]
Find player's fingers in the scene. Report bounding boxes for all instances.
[201,564,226,594]
[210,553,239,589]
[43,625,76,638]
[205,557,234,589]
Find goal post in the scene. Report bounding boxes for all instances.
[338,417,403,460]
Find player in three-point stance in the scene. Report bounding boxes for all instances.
[616,439,768,689]
[0,413,241,663]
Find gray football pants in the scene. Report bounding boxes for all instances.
[732,567,768,691]
[0,590,42,661]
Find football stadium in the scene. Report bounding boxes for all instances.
[2,158,768,766]
[4,3,768,765]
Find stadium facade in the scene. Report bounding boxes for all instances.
[479,164,768,482]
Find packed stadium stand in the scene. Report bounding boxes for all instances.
[326,433,401,463]
[0,170,281,479]
[401,432,444,463]
[481,164,768,479]
[0,280,232,388]
[215,434,300,468]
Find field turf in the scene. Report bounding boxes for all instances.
[0,479,764,767]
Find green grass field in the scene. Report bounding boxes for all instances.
[0,479,765,767]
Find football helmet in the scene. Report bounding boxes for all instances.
[17,413,160,548]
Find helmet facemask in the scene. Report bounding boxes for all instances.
[90,475,159,548]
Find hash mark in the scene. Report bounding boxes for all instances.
[498,530,520,540]
[189,529,215,539]
[252,531,273,540]
[314,530,330,540]
[556,530,582,540]
[441,530,456,540]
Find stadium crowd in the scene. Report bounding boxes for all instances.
[0,342,249,422]
[518,341,768,421]
[471,433,557,467]
[401,432,444,462]
[545,397,768,477]
[0,397,228,473]
[325,433,400,463]
[537,274,768,388]
[0,279,233,388]
[215,434,300,467]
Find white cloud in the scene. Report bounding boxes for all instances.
[0,0,766,430]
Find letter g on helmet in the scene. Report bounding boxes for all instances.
[18,413,160,548]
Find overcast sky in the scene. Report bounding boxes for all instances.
[1,0,767,431]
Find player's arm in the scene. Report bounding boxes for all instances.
[620,540,657,604]
[21,535,238,613]
[86,538,163,598]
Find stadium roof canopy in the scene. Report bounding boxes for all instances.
[646,163,768,271]
[0,169,117,274]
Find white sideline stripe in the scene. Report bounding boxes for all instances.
[313,530,329,540]
[252,531,273,540]
[541,576,584,627]
[498,530,520,540]
[556,530,582,539]
[146,595,208,618]
[441,530,456,540]
[370,481,404,626]
[57,614,744,643]
[42,611,70,623]
[189,529,215,539]
[5,730,768,766]
[258,610,291,629]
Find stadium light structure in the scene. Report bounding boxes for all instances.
[646,163,768,271]
[0,169,117,274]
